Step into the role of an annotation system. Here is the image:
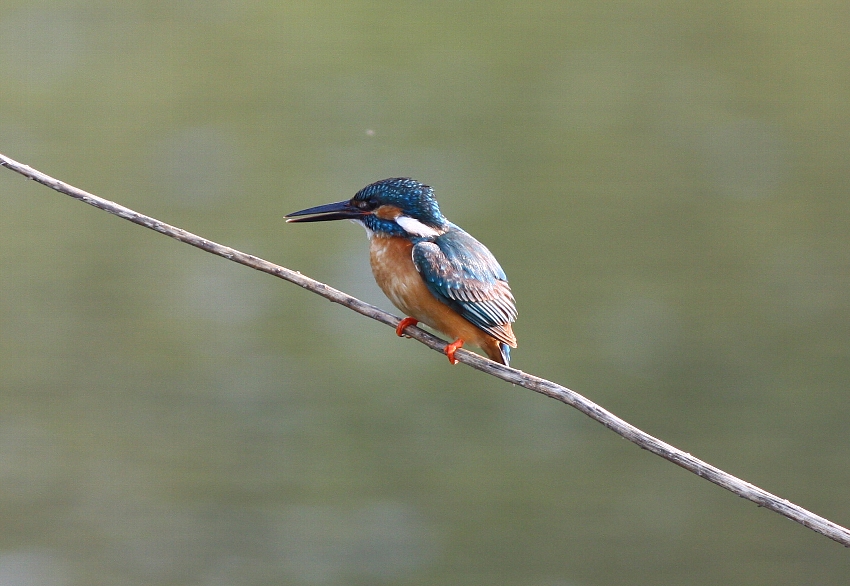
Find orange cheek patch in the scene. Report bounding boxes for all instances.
[375,205,403,220]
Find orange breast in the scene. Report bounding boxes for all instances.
[369,235,508,362]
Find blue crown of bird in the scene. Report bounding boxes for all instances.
[286,178,517,365]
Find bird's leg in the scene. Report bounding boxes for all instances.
[444,338,464,365]
[395,317,419,337]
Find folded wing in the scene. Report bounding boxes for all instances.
[412,226,517,348]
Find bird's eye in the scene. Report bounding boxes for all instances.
[353,198,377,210]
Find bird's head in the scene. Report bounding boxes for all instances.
[286,178,447,239]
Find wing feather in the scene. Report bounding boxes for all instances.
[412,226,517,347]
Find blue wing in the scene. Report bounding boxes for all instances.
[412,224,517,348]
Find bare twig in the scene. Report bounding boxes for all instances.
[2,151,849,548]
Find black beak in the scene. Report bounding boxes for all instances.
[285,200,366,223]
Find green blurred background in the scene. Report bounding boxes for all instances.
[2,1,850,584]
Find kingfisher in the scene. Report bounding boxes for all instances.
[286,178,517,365]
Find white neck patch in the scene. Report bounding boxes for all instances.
[396,215,441,238]
[350,218,373,239]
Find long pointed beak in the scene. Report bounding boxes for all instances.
[285,200,366,223]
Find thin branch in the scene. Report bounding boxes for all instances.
[2,152,849,548]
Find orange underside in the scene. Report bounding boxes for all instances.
[370,235,511,363]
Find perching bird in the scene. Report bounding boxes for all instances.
[286,178,517,365]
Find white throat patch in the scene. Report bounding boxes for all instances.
[396,215,441,238]
[350,218,373,239]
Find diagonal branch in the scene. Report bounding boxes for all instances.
[2,151,849,548]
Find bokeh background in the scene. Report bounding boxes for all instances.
[2,1,850,584]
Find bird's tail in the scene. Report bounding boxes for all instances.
[499,342,511,367]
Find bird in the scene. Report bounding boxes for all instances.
[285,178,517,366]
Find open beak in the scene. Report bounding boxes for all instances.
[285,200,366,223]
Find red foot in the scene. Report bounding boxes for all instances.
[444,338,464,365]
[396,317,419,337]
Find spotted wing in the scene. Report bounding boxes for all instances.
[412,227,517,347]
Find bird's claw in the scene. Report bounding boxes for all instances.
[396,317,419,337]
[444,339,464,365]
